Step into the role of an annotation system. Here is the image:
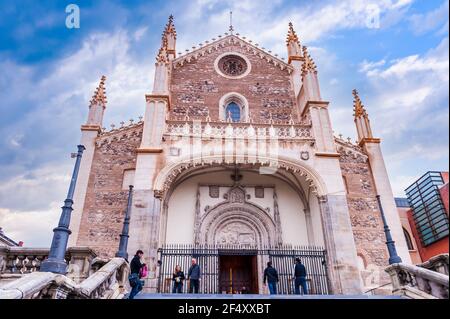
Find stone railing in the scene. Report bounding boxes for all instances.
[418,254,449,276]
[0,247,97,284]
[0,257,130,299]
[164,120,313,140]
[385,263,449,299]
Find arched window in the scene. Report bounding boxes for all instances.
[403,228,414,250]
[225,102,241,122]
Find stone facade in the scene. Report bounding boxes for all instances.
[70,17,411,294]
[76,124,143,257]
[170,39,297,123]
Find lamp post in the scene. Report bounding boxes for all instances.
[376,195,402,264]
[40,145,85,274]
[116,185,134,260]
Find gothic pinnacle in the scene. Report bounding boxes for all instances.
[352,89,368,118]
[301,46,317,75]
[163,14,177,41]
[286,22,300,46]
[90,75,107,107]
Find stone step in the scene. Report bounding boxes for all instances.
[130,293,404,299]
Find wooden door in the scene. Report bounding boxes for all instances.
[219,255,257,294]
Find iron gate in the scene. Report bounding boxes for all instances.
[157,244,330,295]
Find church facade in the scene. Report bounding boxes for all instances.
[68,17,411,295]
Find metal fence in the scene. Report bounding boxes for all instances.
[157,244,330,295]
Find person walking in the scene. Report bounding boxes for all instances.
[172,265,185,293]
[293,258,308,295]
[187,258,201,294]
[128,250,145,299]
[263,261,279,295]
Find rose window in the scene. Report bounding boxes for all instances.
[218,55,248,77]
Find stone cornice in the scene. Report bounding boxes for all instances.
[146,94,171,109]
[136,148,164,154]
[301,100,330,117]
[81,125,102,133]
[315,152,341,158]
[173,35,293,74]
[359,137,381,147]
[288,55,303,64]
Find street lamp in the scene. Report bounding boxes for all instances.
[116,185,134,260]
[40,145,85,274]
[376,195,402,264]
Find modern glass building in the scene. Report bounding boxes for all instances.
[405,172,449,246]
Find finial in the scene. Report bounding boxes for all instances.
[164,14,177,40]
[90,75,107,107]
[286,22,301,46]
[301,46,317,75]
[229,10,234,34]
[353,89,368,118]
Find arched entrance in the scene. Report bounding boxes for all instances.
[153,155,333,294]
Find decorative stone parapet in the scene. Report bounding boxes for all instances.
[0,246,97,281]
[164,120,313,140]
[418,254,449,276]
[385,263,449,299]
[0,257,129,299]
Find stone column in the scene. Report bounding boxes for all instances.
[363,141,412,264]
[69,127,99,247]
[304,208,315,245]
[318,195,363,294]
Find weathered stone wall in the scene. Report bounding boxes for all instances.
[170,41,297,122]
[76,124,143,258]
[337,142,390,286]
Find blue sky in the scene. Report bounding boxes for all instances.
[0,0,448,246]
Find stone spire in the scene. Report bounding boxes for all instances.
[286,22,300,46]
[352,89,368,118]
[89,75,107,108]
[301,46,317,76]
[286,22,302,62]
[352,89,374,143]
[161,14,177,60]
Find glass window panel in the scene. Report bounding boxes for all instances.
[225,102,241,122]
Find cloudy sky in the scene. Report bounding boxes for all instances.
[0,0,448,247]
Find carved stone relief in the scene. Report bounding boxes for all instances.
[215,222,256,245]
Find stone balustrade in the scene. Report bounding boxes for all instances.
[418,254,449,276]
[0,257,130,299]
[385,262,449,299]
[0,247,97,282]
[75,258,130,299]
[164,120,313,140]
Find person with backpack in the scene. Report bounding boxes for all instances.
[293,258,308,295]
[263,261,279,295]
[128,250,145,299]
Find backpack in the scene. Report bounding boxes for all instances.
[139,264,148,278]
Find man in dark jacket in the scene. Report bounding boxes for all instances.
[294,258,308,295]
[128,250,145,299]
[188,258,201,294]
[263,261,279,295]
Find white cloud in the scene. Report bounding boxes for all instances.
[409,0,449,35]
[0,28,157,246]
[0,205,60,247]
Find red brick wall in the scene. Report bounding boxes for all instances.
[77,125,143,257]
[170,43,297,123]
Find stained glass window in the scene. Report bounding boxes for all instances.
[225,102,241,122]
